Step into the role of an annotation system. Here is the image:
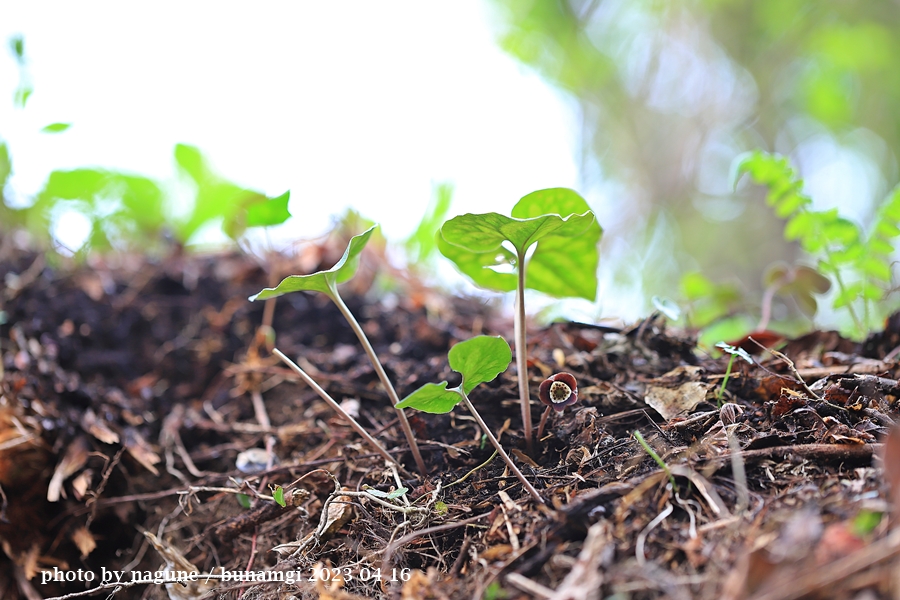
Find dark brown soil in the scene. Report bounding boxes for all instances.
[0,235,898,600]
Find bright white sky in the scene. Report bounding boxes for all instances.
[0,1,581,244]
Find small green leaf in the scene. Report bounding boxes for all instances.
[651,296,681,321]
[273,486,286,507]
[237,493,251,509]
[245,191,291,228]
[9,35,24,60]
[249,226,376,300]
[434,500,448,515]
[405,182,453,263]
[851,510,882,536]
[680,272,715,300]
[715,342,754,364]
[0,143,11,188]
[395,381,461,414]
[363,486,409,500]
[448,335,512,394]
[397,336,512,412]
[13,87,32,108]
[41,122,71,134]
[174,143,208,183]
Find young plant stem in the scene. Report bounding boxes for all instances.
[536,405,552,443]
[515,248,534,456]
[633,430,678,493]
[716,354,736,406]
[327,284,428,476]
[459,390,544,504]
[828,262,864,334]
[272,348,408,476]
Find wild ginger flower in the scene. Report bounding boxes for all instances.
[539,372,578,411]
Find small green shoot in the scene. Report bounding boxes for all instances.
[362,486,409,500]
[633,430,678,493]
[250,226,427,476]
[236,493,252,509]
[851,509,882,537]
[434,500,449,516]
[272,485,286,508]
[396,335,544,504]
[438,188,601,454]
[714,342,754,405]
[651,296,681,321]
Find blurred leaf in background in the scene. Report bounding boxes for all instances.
[488,0,900,333]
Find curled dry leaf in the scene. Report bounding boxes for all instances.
[124,427,161,476]
[48,436,89,502]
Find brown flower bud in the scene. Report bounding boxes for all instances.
[538,372,578,412]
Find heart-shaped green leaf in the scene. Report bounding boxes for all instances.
[396,336,512,413]
[395,381,461,414]
[449,335,512,394]
[438,188,601,300]
[249,226,376,301]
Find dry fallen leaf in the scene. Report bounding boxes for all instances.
[48,436,89,502]
[320,492,353,539]
[70,526,96,559]
[143,531,215,600]
[124,427,160,476]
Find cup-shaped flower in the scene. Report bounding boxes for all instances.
[539,372,578,412]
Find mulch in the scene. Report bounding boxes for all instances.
[0,234,898,600]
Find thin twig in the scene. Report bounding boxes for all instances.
[273,348,407,475]
[329,288,428,476]
[381,512,492,587]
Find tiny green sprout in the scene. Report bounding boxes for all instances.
[715,342,754,406]
[362,486,409,500]
[633,430,678,493]
[434,500,449,516]
[396,335,545,504]
[236,493,252,509]
[272,485,286,508]
[437,188,602,455]
[651,296,681,321]
[250,226,427,476]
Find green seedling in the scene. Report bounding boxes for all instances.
[396,335,544,504]
[714,342,753,406]
[736,150,900,337]
[438,188,601,454]
[633,430,678,493]
[272,485,286,507]
[249,226,427,476]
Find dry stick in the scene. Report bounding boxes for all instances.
[459,393,544,504]
[329,289,428,476]
[515,248,534,456]
[272,348,408,476]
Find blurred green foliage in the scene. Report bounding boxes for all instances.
[0,141,290,257]
[738,150,900,336]
[489,0,900,333]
